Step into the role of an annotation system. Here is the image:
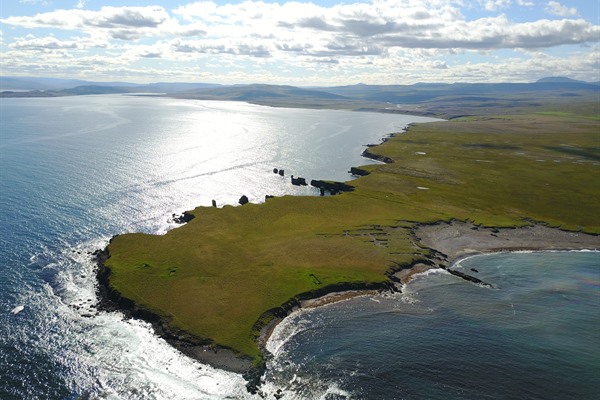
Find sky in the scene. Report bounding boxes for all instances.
[0,0,598,85]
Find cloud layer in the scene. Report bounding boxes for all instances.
[1,0,598,84]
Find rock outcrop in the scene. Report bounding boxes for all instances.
[362,148,394,163]
[171,212,195,224]
[349,167,370,176]
[310,179,355,195]
[291,176,307,186]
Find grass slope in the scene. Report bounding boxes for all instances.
[104,110,600,363]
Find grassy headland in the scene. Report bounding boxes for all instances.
[99,103,599,371]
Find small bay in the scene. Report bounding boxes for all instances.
[266,251,600,399]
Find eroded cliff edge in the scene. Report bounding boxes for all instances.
[96,112,600,392]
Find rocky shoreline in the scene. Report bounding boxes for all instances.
[94,219,599,393]
[94,246,256,375]
[392,221,600,285]
[94,242,397,393]
[415,220,599,268]
[93,110,599,393]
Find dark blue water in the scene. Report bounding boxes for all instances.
[2,95,598,399]
[267,252,600,399]
[0,95,440,399]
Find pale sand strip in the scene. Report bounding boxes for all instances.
[415,221,599,268]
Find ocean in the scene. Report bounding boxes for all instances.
[0,95,597,399]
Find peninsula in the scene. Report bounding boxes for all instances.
[96,94,600,390]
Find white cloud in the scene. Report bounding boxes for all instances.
[19,0,49,5]
[1,1,598,84]
[11,36,79,50]
[545,1,579,17]
[480,0,511,12]
[477,0,535,11]
[1,6,173,40]
[10,35,107,51]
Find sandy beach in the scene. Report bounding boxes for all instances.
[415,220,599,269]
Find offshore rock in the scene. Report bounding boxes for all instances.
[291,176,307,186]
[446,268,492,287]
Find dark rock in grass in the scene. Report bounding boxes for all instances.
[239,195,249,205]
[310,179,355,194]
[212,199,217,208]
[265,195,275,200]
[349,166,370,176]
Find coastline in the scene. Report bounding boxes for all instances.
[258,220,599,352]
[94,246,256,375]
[414,220,599,270]
[95,219,600,389]
[93,110,600,391]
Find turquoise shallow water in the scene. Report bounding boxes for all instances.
[1,95,597,399]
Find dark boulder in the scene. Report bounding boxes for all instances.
[362,148,394,163]
[310,180,354,194]
[211,199,217,208]
[349,167,370,176]
[238,195,249,205]
[171,212,195,224]
[278,169,284,176]
[273,168,278,174]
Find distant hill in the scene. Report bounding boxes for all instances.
[176,84,347,101]
[0,77,222,93]
[536,77,588,84]
[61,85,135,95]
[0,76,142,91]
[2,76,597,118]
[141,82,222,92]
[172,83,362,109]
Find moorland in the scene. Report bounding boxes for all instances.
[91,79,600,389]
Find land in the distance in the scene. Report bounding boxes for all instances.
[92,81,599,391]
[2,76,599,119]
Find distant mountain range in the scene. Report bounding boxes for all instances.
[1,76,598,118]
[0,76,222,92]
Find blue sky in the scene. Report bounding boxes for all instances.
[1,0,598,85]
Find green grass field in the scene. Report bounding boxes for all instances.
[104,108,600,363]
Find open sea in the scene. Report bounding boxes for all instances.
[0,95,598,399]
